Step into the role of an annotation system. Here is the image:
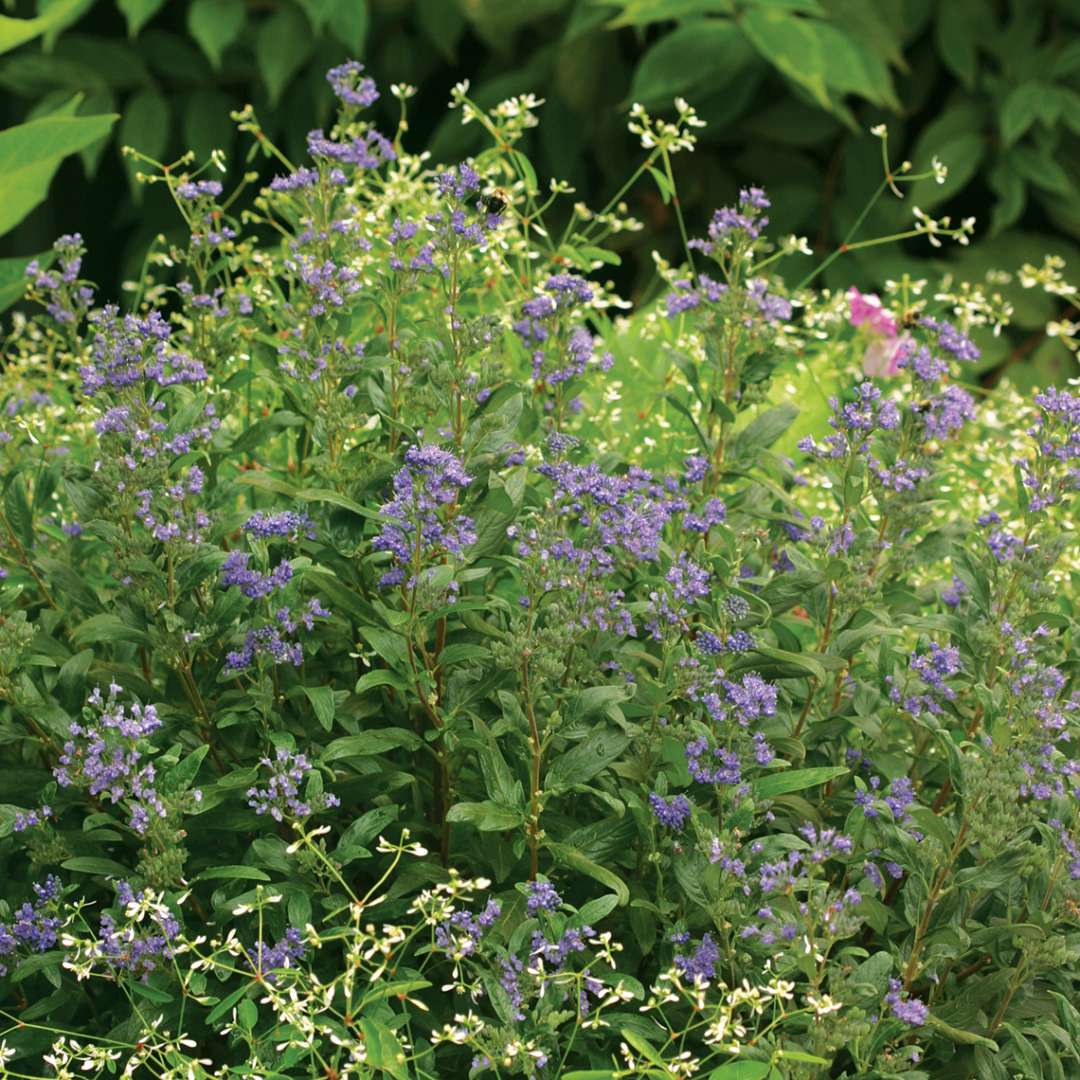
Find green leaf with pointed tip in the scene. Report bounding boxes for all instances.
[739,9,830,110]
[0,114,118,237]
[752,766,849,799]
[188,0,246,70]
[0,0,88,55]
[117,0,167,37]
[256,5,313,105]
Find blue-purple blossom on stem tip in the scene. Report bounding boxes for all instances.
[674,933,719,981]
[247,748,339,822]
[54,685,170,835]
[248,927,306,983]
[0,876,62,976]
[242,510,316,541]
[885,979,928,1026]
[525,881,561,915]
[919,316,980,361]
[326,60,379,108]
[649,792,692,829]
[93,882,180,981]
[13,805,52,831]
[373,444,476,589]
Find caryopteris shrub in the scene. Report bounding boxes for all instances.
[0,62,1078,1080]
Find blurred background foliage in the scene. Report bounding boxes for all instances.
[1,0,1079,387]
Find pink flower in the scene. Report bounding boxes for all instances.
[848,287,909,376]
[848,287,897,336]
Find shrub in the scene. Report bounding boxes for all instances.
[0,60,1078,1080]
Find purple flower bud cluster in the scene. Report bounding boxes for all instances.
[691,187,771,255]
[889,643,962,717]
[513,274,613,388]
[94,881,180,980]
[176,179,223,200]
[81,306,207,398]
[747,277,792,323]
[435,899,501,958]
[221,550,294,599]
[530,925,591,969]
[919,316,980,362]
[326,60,379,108]
[13,805,52,832]
[674,932,719,981]
[307,127,395,170]
[921,383,976,442]
[525,881,561,915]
[285,254,362,317]
[246,747,339,822]
[798,383,899,459]
[649,792,692,829]
[249,927,306,983]
[388,218,435,274]
[25,233,94,326]
[54,685,168,835]
[664,274,726,317]
[243,510,316,542]
[373,444,476,589]
[885,978,929,1026]
[223,605,330,673]
[0,876,62,976]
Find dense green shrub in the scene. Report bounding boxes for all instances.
[0,54,1080,1080]
[1,0,1079,390]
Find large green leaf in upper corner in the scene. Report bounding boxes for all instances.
[0,0,91,55]
[0,112,118,237]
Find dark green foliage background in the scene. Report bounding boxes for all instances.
[3,0,1080,386]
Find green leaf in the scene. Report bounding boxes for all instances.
[257,4,314,105]
[196,865,271,882]
[739,9,829,109]
[327,0,369,53]
[546,728,630,791]
[629,18,755,105]
[446,800,524,831]
[117,0,167,37]
[62,856,130,877]
[302,685,336,732]
[708,1063,771,1079]
[1001,83,1047,146]
[752,766,848,799]
[934,0,983,89]
[188,0,246,70]
[734,404,799,457]
[206,983,252,1026]
[547,841,630,905]
[355,669,407,694]
[322,729,421,761]
[72,613,151,647]
[358,1018,408,1080]
[0,0,89,56]
[606,1,736,30]
[0,114,118,238]
[925,1012,997,1047]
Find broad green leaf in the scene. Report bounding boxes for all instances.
[925,1012,997,1047]
[734,403,799,457]
[322,729,421,760]
[302,685,336,732]
[0,114,118,237]
[256,5,313,105]
[62,856,131,876]
[546,728,630,791]
[629,18,755,105]
[739,9,830,109]
[547,841,630,905]
[0,0,88,55]
[188,0,246,70]
[445,800,524,831]
[708,1063,771,1079]
[358,1018,408,1080]
[1001,83,1049,146]
[195,865,271,882]
[606,1,735,29]
[328,0,369,53]
[72,613,151,647]
[933,0,983,89]
[117,0,167,37]
[206,984,252,1026]
[752,766,848,799]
